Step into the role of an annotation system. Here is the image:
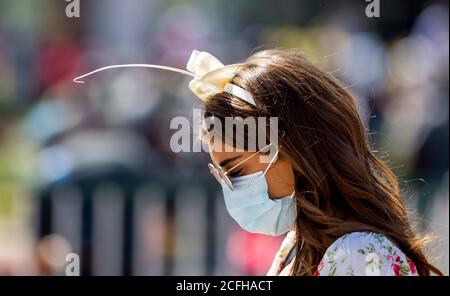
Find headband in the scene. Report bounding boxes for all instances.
[73,50,256,106]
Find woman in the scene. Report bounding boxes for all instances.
[198,49,443,276]
[74,49,442,276]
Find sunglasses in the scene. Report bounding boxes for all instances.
[208,143,279,191]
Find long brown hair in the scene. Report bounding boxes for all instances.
[204,48,442,276]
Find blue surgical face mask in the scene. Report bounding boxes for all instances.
[221,171,296,236]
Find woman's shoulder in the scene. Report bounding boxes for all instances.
[316,231,418,276]
[326,231,394,255]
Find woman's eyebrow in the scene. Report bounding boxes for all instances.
[219,155,242,169]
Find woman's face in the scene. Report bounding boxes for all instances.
[209,141,295,199]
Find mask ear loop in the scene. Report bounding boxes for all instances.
[262,147,296,200]
[272,133,295,199]
[73,64,195,84]
[243,147,280,194]
[262,148,280,176]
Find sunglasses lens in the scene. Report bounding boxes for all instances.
[216,167,234,190]
[208,163,222,183]
[208,163,234,190]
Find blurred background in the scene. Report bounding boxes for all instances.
[0,0,448,275]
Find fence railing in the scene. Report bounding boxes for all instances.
[35,164,239,275]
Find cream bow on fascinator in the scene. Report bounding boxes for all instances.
[73,50,256,106]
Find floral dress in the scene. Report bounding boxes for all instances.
[267,230,418,276]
